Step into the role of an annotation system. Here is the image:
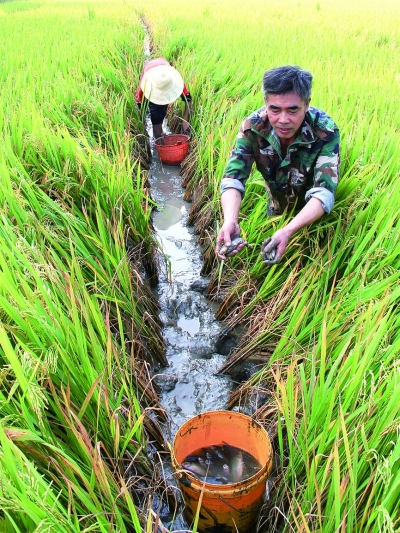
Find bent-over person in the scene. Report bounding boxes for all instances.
[136,57,192,139]
[215,65,340,264]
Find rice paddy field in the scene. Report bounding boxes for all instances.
[0,0,399,531]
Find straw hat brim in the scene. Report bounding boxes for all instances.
[140,65,184,105]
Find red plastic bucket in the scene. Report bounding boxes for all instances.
[154,134,190,165]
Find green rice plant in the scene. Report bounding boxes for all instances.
[0,1,169,530]
[0,0,156,276]
[2,0,399,530]
[136,1,400,531]
[266,294,400,532]
[0,166,164,530]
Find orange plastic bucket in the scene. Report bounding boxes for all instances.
[154,134,190,165]
[172,410,273,533]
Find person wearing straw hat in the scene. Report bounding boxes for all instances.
[136,57,192,139]
[215,65,340,265]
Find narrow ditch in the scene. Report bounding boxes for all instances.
[143,121,236,529]
[148,124,233,434]
[143,100,272,533]
[139,25,276,531]
[140,20,233,439]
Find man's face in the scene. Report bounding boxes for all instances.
[264,92,310,146]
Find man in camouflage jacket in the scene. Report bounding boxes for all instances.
[215,65,340,264]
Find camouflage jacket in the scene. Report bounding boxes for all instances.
[220,106,340,214]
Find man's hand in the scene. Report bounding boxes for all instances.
[261,198,326,264]
[217,188,245,259]
[216,222,247,260]
[261,228,292,264]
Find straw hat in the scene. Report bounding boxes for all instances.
[140,64,184,105]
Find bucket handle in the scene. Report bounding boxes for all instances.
[218,495,265,515]
[155,137,165,146]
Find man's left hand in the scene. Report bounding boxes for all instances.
[261,198,326,264]
[261,228,292,264]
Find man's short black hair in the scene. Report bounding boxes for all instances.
[263,65,313,103]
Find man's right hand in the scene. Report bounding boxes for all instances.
[215,222,247,260]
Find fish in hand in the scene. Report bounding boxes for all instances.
[261,237,279,264]
[219,237,245,256]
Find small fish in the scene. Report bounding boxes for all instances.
[230,451,244,483]
[182,462,207,478]
[219,237,244,256]
[211,445,227,461]
[183,455,198,462]
[182,443,261,484]
[262,248,276,262]
[261,238,278,263]
[203,476,218,484]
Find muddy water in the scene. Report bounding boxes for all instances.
[144,121,279,531]
[141,23,232,436]
[146,125,236,529]
[148,128,232,434]
[139,33,235,528]
[139,33,272,532]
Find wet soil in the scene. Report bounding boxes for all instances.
[148,129,233,435]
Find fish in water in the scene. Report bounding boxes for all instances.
[182,461,207,477]
[181,443,261,484]
[230,450,244,483]
[219,237,245,256]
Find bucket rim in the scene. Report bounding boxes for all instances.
[173,409,269,437]
[154,133,190,146]
[171,410,273,494]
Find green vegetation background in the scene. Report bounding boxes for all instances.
[0,0,399,532]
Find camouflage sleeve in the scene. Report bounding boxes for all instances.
[305,129,340,214]
[313,130,340,195]
[220,124,255,198]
